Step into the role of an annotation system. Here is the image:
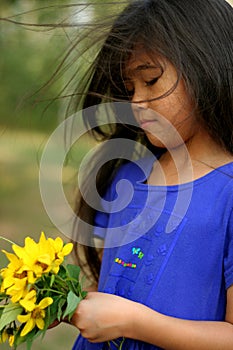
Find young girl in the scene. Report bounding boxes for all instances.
[68,0,233,349]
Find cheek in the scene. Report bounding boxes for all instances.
[144,114,193,149]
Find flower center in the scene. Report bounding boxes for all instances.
[32,308,45,319]
[14,271,27,279]
[36,262,48,271]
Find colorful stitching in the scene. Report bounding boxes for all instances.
[132,247,141,255]
[114,258,137,269]
[132,247,144,260]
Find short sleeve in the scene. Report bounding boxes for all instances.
[94,208,110,239]
[224,208,233,289]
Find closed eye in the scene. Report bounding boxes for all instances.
[145,77,159,87]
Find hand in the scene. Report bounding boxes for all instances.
[48,286,97,330]
[71,292,136,343]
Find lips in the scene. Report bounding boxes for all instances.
[131,105,162,130]
[132,107,158,128]
[139,119,157,129]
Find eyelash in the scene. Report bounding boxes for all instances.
[145,77,159,86]
[124,76,159,97]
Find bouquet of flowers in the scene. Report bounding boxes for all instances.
[0,232,87,349]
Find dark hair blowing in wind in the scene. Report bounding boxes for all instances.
[72,0,233,282]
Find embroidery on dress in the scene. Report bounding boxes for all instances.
[114,258,137,269]
[132,247,144,259]
[114,247,145,269]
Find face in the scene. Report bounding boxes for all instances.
[124,52,199,148]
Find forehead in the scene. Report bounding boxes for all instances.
[125,51,164,76]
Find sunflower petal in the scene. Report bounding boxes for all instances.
[62,243,73,256]
[20,318,35,337]
[54,237,63,251]
[38,297,53,309]
[17,313,31,323]
[1,250,19,264]
[9,334,15,347]
[35,318,45,330]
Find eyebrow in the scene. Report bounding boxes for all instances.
[124,63,162,79]
[135,63,161,71]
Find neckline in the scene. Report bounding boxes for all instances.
[136,158,233,191]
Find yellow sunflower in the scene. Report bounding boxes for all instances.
[12,233,55,278]
[48,236,73,273]
[18,296,53,337]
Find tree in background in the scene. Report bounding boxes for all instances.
[0,0,73,131]
[0,0,126,132]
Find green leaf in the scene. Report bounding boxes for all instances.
[62,291,81,320]
[0,291,8,302]
[58,265,67,279]
[57,298,66,321]
[66,264,80,281]
[0,303,23,331]
[81,290,88,299]
[43,299,61,329]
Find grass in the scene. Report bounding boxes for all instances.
[0,127,93,350]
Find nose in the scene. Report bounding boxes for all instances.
[131,95,149,124]
[131,88,149,109]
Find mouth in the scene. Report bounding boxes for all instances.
[139,119,157,130]
[131,106,159,129]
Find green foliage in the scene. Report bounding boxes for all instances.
[62,291,81,321]
[0,245,86,349]
[0,231,85,348]
[0,304,23,331]
[0,0,127,132]
[0,1,69,131]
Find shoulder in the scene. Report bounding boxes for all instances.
[218,162,233,205]
[112,156,155,184]
[100,156,155,205]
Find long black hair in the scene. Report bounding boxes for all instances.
[71,0,233,283]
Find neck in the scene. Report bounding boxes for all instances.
[185,128,232,167]
[148,130,233,186]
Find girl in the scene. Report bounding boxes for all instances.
[69,0,233,349]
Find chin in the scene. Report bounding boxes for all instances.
[146,133,166,148]
[146,132,186,150]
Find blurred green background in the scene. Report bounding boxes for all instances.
[0,0,125,349]
[0,0,87,349]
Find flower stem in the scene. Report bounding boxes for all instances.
[0,236,16,246]
[39,288,66,296]
[119,338,125,350]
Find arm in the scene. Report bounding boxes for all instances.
[129,284,233,349]
[71,285,233,349]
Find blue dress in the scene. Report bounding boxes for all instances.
[73,158,233,349]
